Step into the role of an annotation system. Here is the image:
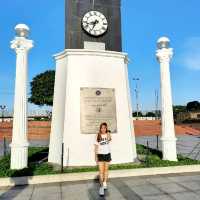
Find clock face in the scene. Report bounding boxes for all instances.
[82,11,108,37]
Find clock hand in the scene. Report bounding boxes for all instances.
[83,19,99,30]
[84,21,96,26]
[91,20,99,30]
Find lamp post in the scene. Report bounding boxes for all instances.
[0,105,7,155]
[10,24,33,169]
[156,37,177,161]
[0,105,6,122]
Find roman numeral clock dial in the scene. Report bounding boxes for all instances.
[82,11,108,37]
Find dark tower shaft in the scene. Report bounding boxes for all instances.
[65,0,122,52]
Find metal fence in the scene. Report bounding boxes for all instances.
[136,134,200,160]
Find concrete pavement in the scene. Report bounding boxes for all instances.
[1,172,200,200]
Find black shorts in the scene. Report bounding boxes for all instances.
[97,153,112,162]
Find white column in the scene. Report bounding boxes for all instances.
[10,24,33,169]
[156,37,177,161]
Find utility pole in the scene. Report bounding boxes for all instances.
[155,90,159,120]
[133,78,140,119]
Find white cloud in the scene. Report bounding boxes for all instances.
[179,37,200,70]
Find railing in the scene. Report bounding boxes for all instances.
[136,134,200,161]
[186,141,200,160]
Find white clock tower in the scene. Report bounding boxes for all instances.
[48,0,137,166]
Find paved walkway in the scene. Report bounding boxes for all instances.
[1,172,200,199]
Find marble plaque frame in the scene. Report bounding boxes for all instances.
[80,87,117,134]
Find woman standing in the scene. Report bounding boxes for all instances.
[94,122,112,196]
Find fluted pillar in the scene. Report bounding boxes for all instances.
[156,37,177,161]
[10,24,34,169]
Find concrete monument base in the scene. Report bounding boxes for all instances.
[10,143,29,170]
[48,49,137,166]
[160,137,177,161]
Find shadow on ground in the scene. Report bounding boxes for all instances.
[0,147,49,199]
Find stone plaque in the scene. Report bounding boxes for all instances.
[80,88,117,134]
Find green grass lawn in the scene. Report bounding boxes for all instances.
[0,145,199,178]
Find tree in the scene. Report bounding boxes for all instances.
[145,112,156,117]
[28,70,55,106]
[132,112,143,117]
[186,101,200,111]
[173,105,187,113]
[173,105,187,119]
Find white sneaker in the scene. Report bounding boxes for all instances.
[99,186,104,196]
[103,182,107,190]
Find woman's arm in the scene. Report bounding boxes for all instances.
[94,134,99,163]
[94,143,98,154]
[108,132,112,141]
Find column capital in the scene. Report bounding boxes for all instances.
[11,37,34,53]
[156,48,173,63]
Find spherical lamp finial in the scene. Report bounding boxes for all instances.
[157,37,170,49]
[15,24,30,38]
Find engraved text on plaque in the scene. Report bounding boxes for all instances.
[80,88,117,134]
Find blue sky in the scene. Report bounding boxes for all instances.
[0,0,199,113]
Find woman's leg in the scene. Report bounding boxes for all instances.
[98,162,104,186]
[103,162,110,183]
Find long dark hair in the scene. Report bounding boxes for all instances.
[97,122,109,142]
